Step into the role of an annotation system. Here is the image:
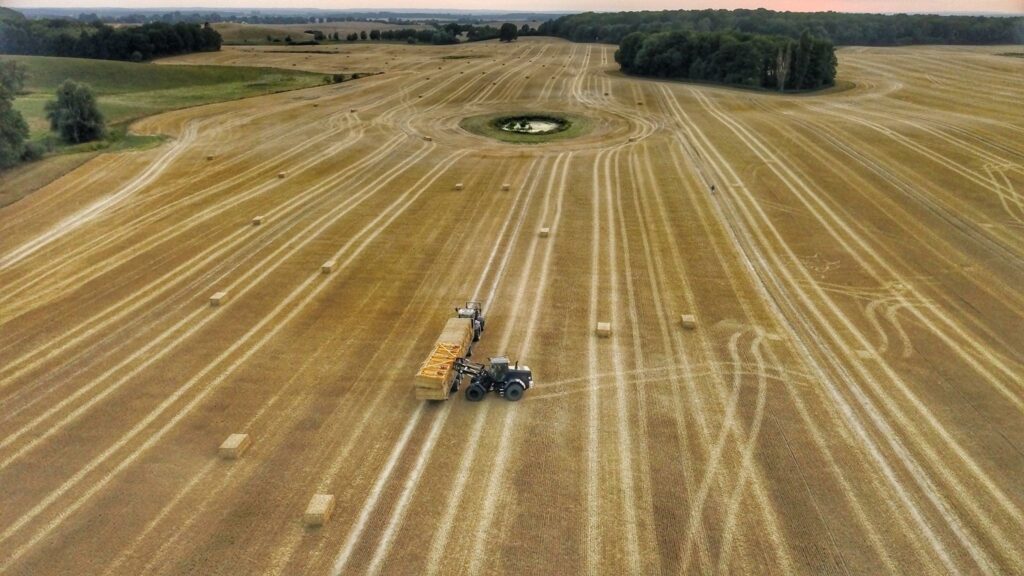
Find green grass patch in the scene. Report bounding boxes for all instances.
[8,55,329,141]
[0,54,330,200]
[460,111,590,144]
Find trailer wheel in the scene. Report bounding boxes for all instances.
[504,380,525,402]
[466,383,487,402]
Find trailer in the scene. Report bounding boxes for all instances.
[413,317,474,401]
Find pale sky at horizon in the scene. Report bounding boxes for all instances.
[5,0,1023,14]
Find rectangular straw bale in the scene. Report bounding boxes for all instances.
[210,291,227,306]
[321,260,335,274]
[304,494,335,527]
[680,314,697,329]
[252,216,264,226]
[596,322,611,337]
[218,433,251,460]
[539,227,550,238]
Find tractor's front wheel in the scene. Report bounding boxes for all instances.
[504,380,525,402]
[466,383,487,402]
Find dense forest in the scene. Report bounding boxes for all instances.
[0,17,222,61]
[539,9,1023,46]
[616,29,836,91]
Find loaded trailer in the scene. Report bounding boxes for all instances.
[413,317,475,401]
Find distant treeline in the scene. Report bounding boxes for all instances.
[297,22,535,45]
[539,9,1024,46]
[0,18,222,61]
[19,8,563,27]
[616,30,836,91]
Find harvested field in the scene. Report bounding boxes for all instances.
[1,38,1023,575]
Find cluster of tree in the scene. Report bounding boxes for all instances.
[0,60,107,170]
[616,30,835,91]
[0,60,32,169]
[539,9,1023,46]
[499,23,519,42]
[336,22,532,44]
[0,18,222,62]
[45,80,106,144]
[334,27,461,45]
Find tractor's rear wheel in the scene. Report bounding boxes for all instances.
[504,380,525,402]
[466,383,487,402]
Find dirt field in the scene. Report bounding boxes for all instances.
[1,38,1022,575]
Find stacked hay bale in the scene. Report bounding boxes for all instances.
[414,318,474,401]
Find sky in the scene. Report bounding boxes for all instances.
[5,0,1023,13]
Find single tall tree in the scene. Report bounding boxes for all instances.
[775,41,792,92]
[499,23,518,43]
[45,79,105,144]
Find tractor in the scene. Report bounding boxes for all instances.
[455,300,485,342]
[452,356,533,401]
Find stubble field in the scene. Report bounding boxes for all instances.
[0,38,1022,575]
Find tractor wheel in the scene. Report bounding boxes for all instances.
[466,383,487,402]
[504,380,525,402]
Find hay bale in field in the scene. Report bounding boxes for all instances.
[539,227,550,238]
[321,260,335,274]
[304,494,335,527]
[423,136,433,142]
[252,216,264,226]
[501,183,510,191]
[628,136,637,143]
[454,183,464,191]
[206,154,215,161]
[218,433,251,459]
[278,172,286,179]
[596,322,612,338]
[313,103,319,107]
[209,291,227,306]
[350,108,357,113]
[680,314,697,330]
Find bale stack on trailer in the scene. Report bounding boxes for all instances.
[414,317,474,401]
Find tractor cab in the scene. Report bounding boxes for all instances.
[456,300,485,342]
[490,356,509,380]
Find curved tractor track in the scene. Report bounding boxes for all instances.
[0,39,1022,575]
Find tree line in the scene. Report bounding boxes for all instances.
[616,29,836,91]
[539,9,1023,46]
[0,18,222,62]
[282,22,532,46]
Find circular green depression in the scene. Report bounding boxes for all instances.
[460,112,589,144]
